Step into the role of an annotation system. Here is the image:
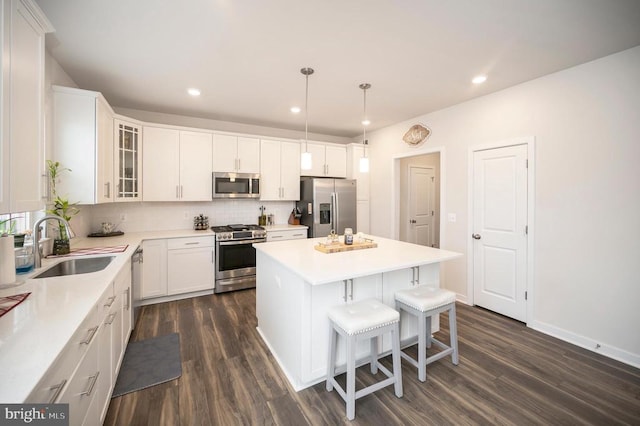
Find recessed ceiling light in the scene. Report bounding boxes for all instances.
[361,119,371,126]
[187,88,201,96]
[472,75,487,85]
[290,106,301,114]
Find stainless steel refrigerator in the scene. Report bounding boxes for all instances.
[297,177,357,238]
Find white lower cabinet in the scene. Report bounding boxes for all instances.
[305,275,382,382]
[167,237,215,295]
[141,236,214,302]
[140,239,168,299]
[58,329,100,426]
[27,258,133,425]
[380,265,440,351]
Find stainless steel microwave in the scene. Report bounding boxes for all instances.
[212,172,260,199]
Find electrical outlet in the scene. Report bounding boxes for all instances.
[448,213,457,223]
[120,213,127,222]
[183,211,189,220]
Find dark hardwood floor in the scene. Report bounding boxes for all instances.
[105,290,640,425]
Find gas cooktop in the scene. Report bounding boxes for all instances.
[211,224,266,241]
[211,224,264,233]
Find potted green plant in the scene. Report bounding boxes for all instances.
[46,160,79,255]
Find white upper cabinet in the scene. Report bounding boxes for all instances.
[347,144,371,233]
[0,0,53,213]
[143,126,212,201]
[52,86,115,205]
[142,126,179,201]
[212,134,260,173]
[114,118,143,201]
[301,142,347,178]
[260,139,300,201]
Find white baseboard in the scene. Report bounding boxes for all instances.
[529,319,640,369]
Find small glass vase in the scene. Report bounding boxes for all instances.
[53,239,70,255]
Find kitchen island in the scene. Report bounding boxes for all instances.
[254,235,462,391]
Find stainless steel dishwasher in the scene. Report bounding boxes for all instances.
[131,245,143,327]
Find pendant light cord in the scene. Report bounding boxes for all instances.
[305,73,309,152]
[360,83,371,158]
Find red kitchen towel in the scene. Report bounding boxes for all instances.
[47,245,128,258]
[0,292,31,318]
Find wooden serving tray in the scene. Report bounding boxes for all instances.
[314,240,378,254]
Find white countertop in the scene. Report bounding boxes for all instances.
[254,235,462,285]
[0,228,216,403]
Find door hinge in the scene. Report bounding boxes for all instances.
[431,210,434,216]
[525,225,528,235]
[431,176,435,182]
[525,291,528,300]
[526,159,529,168]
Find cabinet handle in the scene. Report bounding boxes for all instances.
[105,182,111,198]
[343,280,348,302]
[42,173,51,201]
[184,242,200,245]
[180,185,184,198]
[238,158,241,171]
[80,326,99,345]
[104,296,116,307]
[125,287,130,310]
[293,233,304,237]
[271,235,283,239]
[176,185,180,199]
[48,379,67,404]
[81,372,100,397]
[106,312,117,325]
[415,266,420,286]
[211,250,214,264]
[349,279,354,301]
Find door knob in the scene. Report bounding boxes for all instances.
[472,233,481,240]
[410,219,417,224]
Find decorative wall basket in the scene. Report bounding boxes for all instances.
[402,124,431,146]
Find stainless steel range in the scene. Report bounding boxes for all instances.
[211,224,266,293]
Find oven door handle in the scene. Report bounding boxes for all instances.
[218,239,265,246]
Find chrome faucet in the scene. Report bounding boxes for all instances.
[33,215,73,268]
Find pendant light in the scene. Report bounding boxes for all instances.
[359,83,371,173]
[300,67,314,170]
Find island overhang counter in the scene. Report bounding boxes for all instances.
[254,236,462,391]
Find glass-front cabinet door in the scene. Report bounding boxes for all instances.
[114,119,142,201]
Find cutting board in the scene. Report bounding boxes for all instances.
[314,240,378,254]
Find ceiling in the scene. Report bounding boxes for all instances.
[37,0,640,138]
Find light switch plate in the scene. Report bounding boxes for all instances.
[448,213,457,223]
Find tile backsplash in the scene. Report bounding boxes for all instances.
[77,200,297,236]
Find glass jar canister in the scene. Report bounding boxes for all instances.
[344,228,354,245]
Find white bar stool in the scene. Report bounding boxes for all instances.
[326,298,403,421]
[395,286,459,382]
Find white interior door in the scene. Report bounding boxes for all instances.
[472,144,528,321]
[408,167,435,247]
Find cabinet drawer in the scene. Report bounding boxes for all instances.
[167,236,214,249]
[266,229,307,242]
[58,329,99,426]
[27,304,100,403]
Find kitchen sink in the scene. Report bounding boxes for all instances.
[32,256,115,279]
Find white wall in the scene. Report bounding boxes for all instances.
[368,46,640,366]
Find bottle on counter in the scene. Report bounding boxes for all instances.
[344,228,354,245]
